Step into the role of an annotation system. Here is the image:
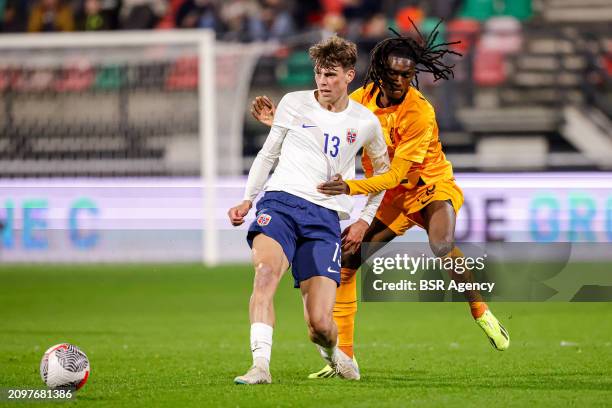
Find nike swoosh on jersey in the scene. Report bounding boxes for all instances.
[302,124,317,128]
[420,196,434,205]
[327,267,340,274]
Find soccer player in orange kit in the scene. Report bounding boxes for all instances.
[252,24,510,379]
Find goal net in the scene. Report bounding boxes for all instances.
[0,30,273,265]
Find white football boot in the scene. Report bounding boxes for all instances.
[234,359,272,385]
[317,345,360,380]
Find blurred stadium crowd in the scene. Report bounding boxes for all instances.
[0,0,532,40]
[0,0,610,176]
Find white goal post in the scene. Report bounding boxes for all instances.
[0,30,220,265]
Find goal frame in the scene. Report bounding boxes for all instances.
[0,30,218,266]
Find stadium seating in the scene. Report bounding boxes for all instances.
[0,67,13,91]
[447,19,481,54]
[54,62,95,92]
[395,6,424,32]
[165,57,198,90]
[473,50,506,86]
[459,0,532,21]
[481,17,523,54]
[458,0,497,21]
[278,51,313,88]
[420,17,446,47]
[502,0,533,21]
[1,0,610,175]
[94,65,124,90]
[541,0,612,25]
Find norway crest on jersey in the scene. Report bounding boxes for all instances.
[257,213,272,226]
[346,128,357,144]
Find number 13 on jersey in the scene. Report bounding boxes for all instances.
[323,133,340,158]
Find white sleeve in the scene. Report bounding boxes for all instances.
[359,122,390,224]
[364,119,389,161]
[243,124,288,202]
[272,94,295,128]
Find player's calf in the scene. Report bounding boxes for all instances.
[307,309,360,380]
[306,313,336,347]
[249,261,283,323]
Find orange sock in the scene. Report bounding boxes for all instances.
[333,268,357,358]
[444,247,488,319]
[470,301,488,319]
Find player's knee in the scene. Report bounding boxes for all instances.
[430,238,454,258]
[253,262,278,294]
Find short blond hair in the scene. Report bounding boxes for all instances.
[308,35,357,71]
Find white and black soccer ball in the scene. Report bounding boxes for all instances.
[40,343,90,390]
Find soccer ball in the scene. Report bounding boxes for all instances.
[40,343,90,390]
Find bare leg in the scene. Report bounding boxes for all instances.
[301,275,361,379]
[300,276,338,348]
[422,200,484,305]
[249,234,289,326]
[234,233,289,384]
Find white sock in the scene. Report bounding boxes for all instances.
[317,344,338,364]
[250,322,273,368]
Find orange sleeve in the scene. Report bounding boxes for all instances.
[346,156,412,195]
[361,149,374,178]
[393,110,435,164]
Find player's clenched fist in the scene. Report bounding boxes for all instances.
[228,200,252,226]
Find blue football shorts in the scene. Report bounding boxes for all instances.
[247,191,342,288]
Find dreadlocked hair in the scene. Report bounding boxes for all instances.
[364,18,462,95]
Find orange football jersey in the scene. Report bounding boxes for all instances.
[350,83,453,189]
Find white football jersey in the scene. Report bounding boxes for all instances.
[244,90,388,220]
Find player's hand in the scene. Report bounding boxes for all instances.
[228,200,252,226]
[317,174,349,196]
[250,95,276,127]
[341,219,369,254]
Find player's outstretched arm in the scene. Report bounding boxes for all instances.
[234,99,289,226]
[228,200,252,226]
[317,156,413,196]
[250,95,276,127]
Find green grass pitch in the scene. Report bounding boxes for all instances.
[1,264,611,407]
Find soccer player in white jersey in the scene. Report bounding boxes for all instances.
[228,36,389,385]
